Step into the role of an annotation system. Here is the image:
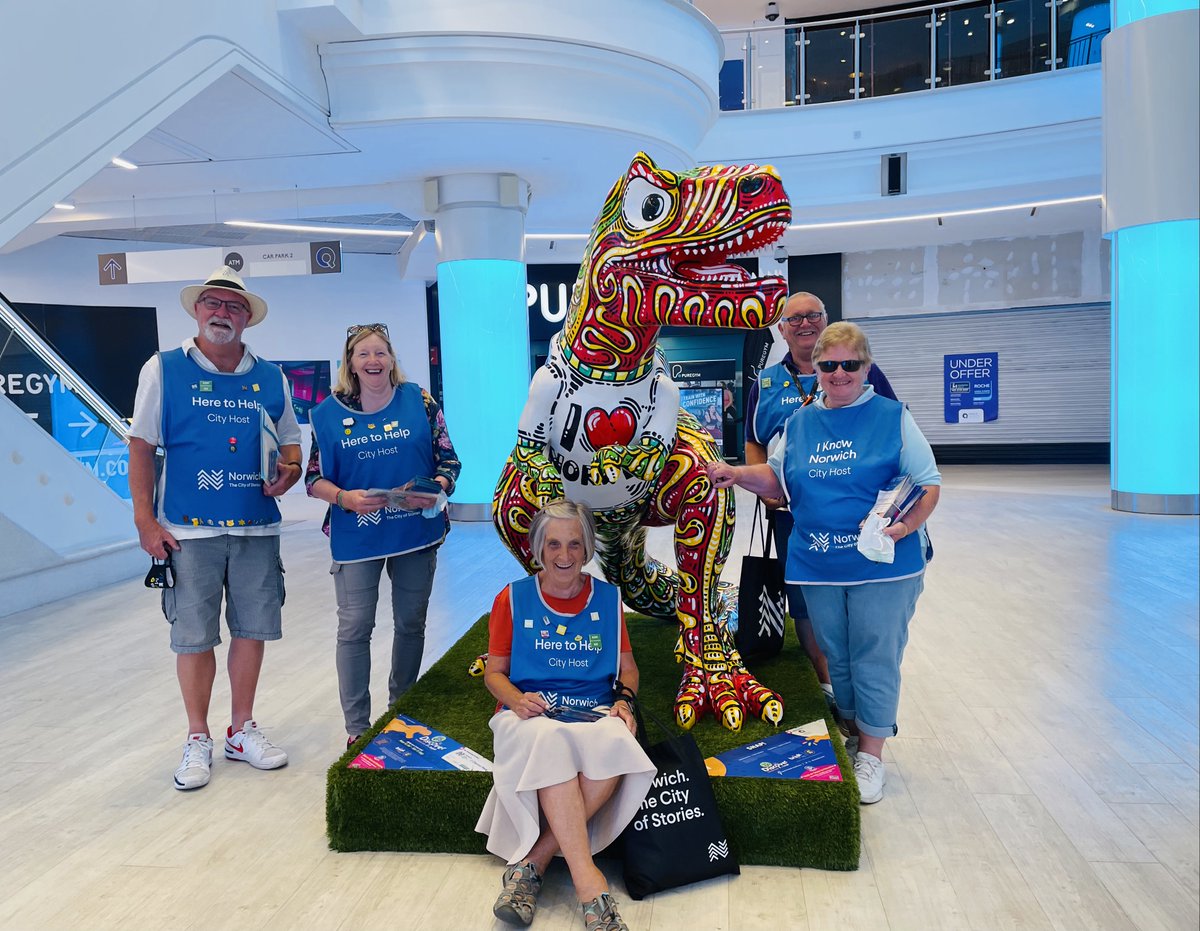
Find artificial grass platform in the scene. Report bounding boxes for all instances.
[326,614,861,871]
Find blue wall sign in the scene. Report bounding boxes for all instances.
[944,352,998,423]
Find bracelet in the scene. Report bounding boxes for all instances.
[280,461,301,470]
[336,490,348,511]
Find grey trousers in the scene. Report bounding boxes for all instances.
[331,547,437,736]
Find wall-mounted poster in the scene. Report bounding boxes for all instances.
[681,386,724,442]
[271,360,331,424]
[944,352,998,423]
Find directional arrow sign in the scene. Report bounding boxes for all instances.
[97,253,128,285]
[68,410,99,438]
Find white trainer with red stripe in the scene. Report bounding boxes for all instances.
[224,720,288,770]
[174,733,214,790]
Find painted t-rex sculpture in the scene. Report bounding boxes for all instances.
[493,152,791,731]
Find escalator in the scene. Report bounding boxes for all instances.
[0,292,133,499]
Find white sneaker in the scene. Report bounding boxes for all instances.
[174,733,213,790]
[854,751,886,804]
[224,720,288,770]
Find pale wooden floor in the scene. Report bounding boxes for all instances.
[0,466,1197,931]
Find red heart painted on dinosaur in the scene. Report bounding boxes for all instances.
[584,406,637,448]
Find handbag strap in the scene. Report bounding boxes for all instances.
[613,681,678,749]
[746,498,776,558]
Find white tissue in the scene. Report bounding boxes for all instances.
[856,511,895,564]
[420,490,449,518]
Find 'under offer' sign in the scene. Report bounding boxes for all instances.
[97,241,341,285]
[944,352,998,423]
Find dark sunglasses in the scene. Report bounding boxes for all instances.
[816,359,865,373]
[347,322,389,339]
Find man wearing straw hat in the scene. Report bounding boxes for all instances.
[128,266,302,791]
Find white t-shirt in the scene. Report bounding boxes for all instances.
[128,339,302,539]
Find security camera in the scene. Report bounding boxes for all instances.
[765,2,780,22]
[773,243,788,263]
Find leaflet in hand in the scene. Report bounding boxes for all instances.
[541,703,608,723]
[259,404,280,484]
[868,473,926,526]
[364,476,447,513]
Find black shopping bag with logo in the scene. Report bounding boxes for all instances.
[735,500,786,662]
[618,689,738,899]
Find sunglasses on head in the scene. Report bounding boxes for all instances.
[816,359,864,373]
[347,322,389,339]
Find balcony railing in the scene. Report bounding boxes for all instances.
[719,0,1110,110]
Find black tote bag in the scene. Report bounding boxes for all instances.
[735,499,787,662]
[619,689,739,900]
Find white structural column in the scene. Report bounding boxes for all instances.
[1103,2,1200,514]
[426,174,532,520]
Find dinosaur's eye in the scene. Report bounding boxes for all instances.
[740,175,766,197]
[623,177,674,231]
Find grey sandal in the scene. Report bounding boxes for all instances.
[493,861,543,926]
[581,891,628,931]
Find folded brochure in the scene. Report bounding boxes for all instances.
[348,713,492,771]
[364,476,446,512]
[704,718,842,781]
[259,404,280,484]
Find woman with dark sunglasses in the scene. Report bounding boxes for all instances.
[306,323,461,747]
[706,321,940,805]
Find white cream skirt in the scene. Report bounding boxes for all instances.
[475,710,656,864]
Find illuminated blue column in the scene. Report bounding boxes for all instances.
[1104,1,1200,514]
[426,173,531,520]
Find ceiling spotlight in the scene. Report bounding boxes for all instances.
[53,201,76,210]
[111,157,138,170]
[765,2,780,23]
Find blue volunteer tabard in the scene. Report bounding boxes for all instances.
[782,394,924,585]
[310,383,445,563]
[753,360,818,449]
[159,348,286,528]
[507,575,622,709]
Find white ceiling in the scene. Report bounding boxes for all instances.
[12,1,1101,269]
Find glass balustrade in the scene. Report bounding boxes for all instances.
[722,0,1109,110]
[0,295,132,500]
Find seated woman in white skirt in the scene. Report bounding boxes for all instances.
[476,499,655,931]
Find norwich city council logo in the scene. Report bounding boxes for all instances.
[808,532,830,553]
[197,469,224,490]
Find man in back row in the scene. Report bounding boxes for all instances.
[128,266,303,791]
[744,291,898,700]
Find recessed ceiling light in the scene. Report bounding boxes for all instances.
[225,220,412,237]
[785,195,1101,232]
[111,157,138,170]
[53,202,76,210]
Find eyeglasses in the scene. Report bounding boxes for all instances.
[346,323,389,339]
[782,311,825,326]
[198,296,250,315]
[816,359,864,373]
